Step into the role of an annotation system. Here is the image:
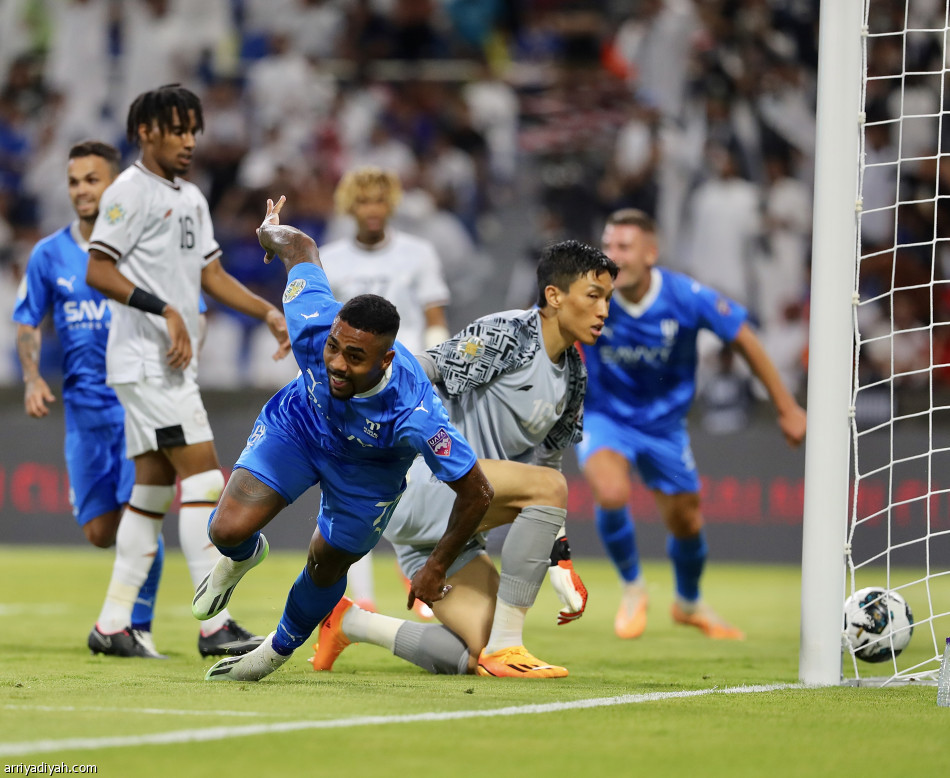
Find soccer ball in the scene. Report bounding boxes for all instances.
[843,587,914,663]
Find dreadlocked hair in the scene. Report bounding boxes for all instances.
[126,84,204,146]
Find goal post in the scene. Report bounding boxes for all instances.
[800,0,865,686]
[802,0,950,686]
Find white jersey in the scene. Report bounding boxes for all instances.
[319,230,449,353]
[90,162,221,384]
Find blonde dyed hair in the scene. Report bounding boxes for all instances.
[334,166,403,215]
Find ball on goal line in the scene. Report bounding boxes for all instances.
[843,587,914,663]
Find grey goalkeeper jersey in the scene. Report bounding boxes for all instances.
[384,308,586,550]
[434,323,568,467]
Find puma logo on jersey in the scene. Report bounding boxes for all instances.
[300,311,321,320]
[56,276,76,293]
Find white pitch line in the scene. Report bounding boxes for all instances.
[0,683,796,758]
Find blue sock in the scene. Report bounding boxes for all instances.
[207,508,260,561]
[667,532,707,602]
[595,506,640,583]
[271,567,347,656]
[131,533,164,632]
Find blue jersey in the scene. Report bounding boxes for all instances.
[581,267,748,430]
[13,224,117,410]
[280,262,477,484]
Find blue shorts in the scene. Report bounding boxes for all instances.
[234,382,408,556]
[576,411,700,495]
[64,403,134,527]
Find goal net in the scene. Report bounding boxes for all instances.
[803,0,950,686]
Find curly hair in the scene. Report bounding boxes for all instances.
[333,166,402,215]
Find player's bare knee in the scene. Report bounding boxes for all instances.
[83,518,118,549]
[586,470,630,510]
[537,468,568,508]
[306,545,351,588]
[595,482,631,511]
[666,500,703,537]
[208,514,247,548]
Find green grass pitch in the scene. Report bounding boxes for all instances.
[1,546,948,776]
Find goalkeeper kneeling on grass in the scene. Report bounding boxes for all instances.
[309,240,617,679]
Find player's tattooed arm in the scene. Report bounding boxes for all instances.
[16,323,55,418]
[257,196,323,273]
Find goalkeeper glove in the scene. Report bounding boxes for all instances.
[548,530,588,625]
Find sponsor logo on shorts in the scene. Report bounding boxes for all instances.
[283,278,307,303]
[105,202,125,224]
[456,336,485,362]
[426,428,452,457]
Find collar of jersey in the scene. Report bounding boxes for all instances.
[134,161,181,190]
[353,363,392,398]
[353,232,392,252]
[615,267,662,319]
[70,220,89,251]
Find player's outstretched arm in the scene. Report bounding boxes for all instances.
[86,249,192,370]
[256,196,323,274]
[732,322,807,447]
[16,323,55,417]
[408,462,494,609]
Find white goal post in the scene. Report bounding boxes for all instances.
[802,0,950,686]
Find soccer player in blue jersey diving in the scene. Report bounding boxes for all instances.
[13,141,166,657]
[579,209,806,641]
[195,196,493,682]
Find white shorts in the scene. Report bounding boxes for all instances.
[113,375,214,457]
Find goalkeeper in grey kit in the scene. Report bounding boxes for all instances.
[309,239,617,678]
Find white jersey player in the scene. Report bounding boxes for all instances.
[308,240,617,678]
[85,85,291,659]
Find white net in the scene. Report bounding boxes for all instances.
[847,0,950,683]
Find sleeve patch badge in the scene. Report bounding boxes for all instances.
[426,428,452,457]
[715,297,732,316]
[105,203,125,225]
[283,278,307,303]
[455,335,485,362]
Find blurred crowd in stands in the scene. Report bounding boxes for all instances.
[1,0,945,420]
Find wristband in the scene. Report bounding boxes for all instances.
[127,287,168,315]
